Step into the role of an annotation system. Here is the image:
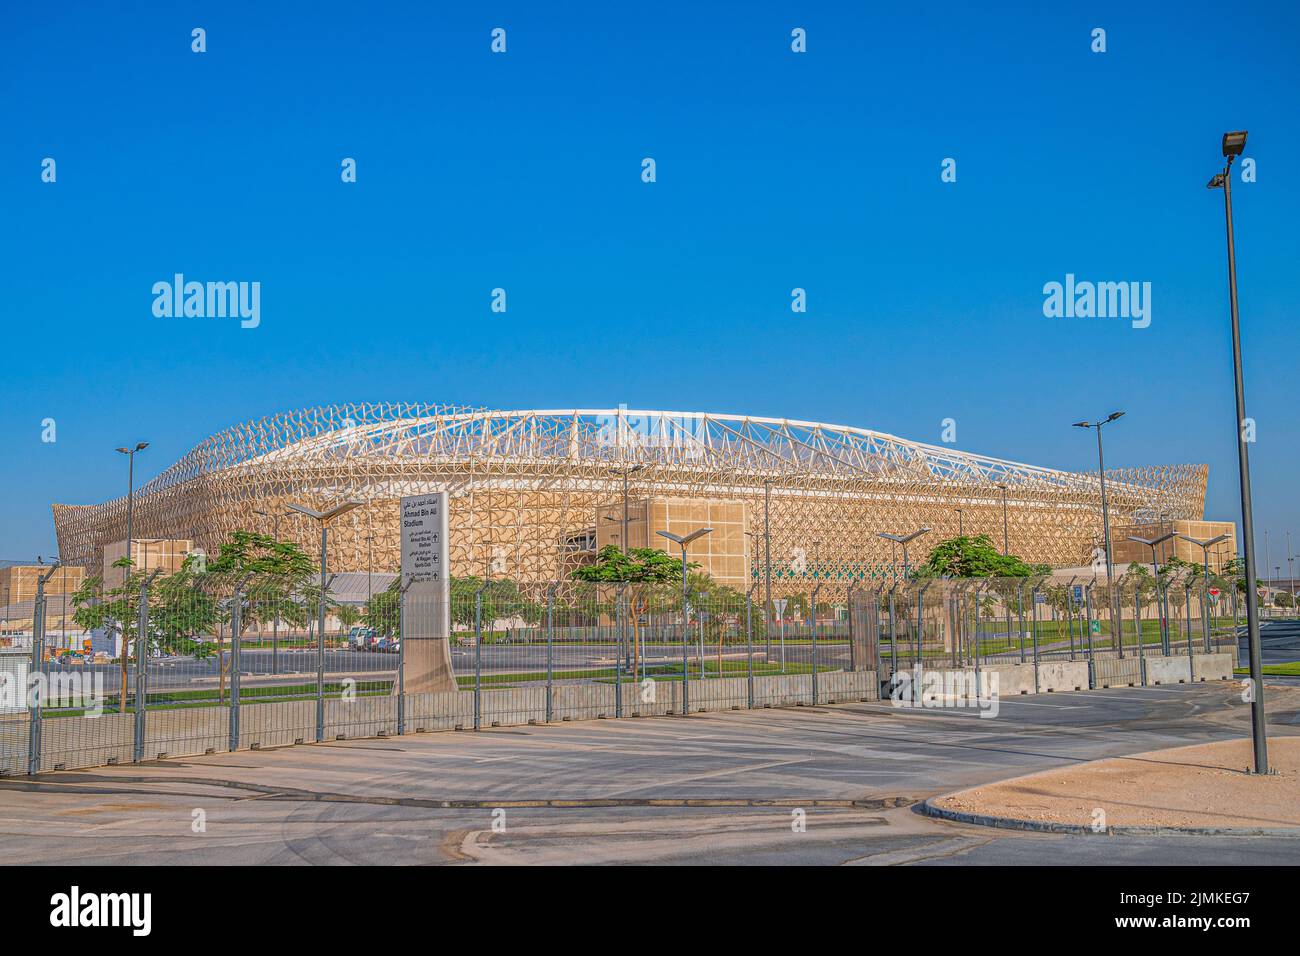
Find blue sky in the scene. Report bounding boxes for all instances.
[2,1,1298,568]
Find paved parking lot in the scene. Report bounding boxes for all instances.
[1,680,1298,865]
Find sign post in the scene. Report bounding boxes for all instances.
[400,492,457,695]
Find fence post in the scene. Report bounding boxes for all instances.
[1084,583,1096,688]
[914,584,925,706]
[397,581,409,736]
[229,582,242,753]
[745,593,754,709]
[28,568,54,775]
[474,586,484,730]
[1135,588,1147,686]
[1030,582,1040,692]
[1016,583,1026,664]
[888,587,898,678]
[615,586,625,718]
[134,575,151,762]
[545,584,555,723]
[846,586,856,673]
[315,535,328,744]
[810,583,821,705]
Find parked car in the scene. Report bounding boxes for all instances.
[374,637,400,654]
[347,626,377,650]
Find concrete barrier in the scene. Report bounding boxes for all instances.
[1145,655,1193,686]
[1037,661,1089,692]
[1192,653,1233,682]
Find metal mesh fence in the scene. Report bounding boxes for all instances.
[0,567,1244,775]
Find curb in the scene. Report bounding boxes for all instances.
[915,797,1300,838]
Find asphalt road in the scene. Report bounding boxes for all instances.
[2,679,1297,865]
[1242,620,1300,667]
[50,641,858,693]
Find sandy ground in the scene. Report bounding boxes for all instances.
[933,736,1300,830]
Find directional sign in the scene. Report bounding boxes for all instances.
[1072,585,1084,603]
[401,492,447,586]
[400,492,455,695]
[1090,620,1100,634]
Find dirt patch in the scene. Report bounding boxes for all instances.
[932,736,1300,830]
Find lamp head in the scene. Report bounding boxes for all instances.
[1222,130,1247,158]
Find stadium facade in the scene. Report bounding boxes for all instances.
[52,403,1210,596]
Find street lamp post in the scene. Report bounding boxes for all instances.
[1207,128,1268,774]
[955,508,963,537]
[877,528,931,580]
[1179,532,1231,652]
[1073,412,1125,643]
[287,500,363,742]
[996,484,1010,555]
[608,464,645,557]
[254,508,294,674]
[114,441,148,712]
[657,527,712,717]
[763,479,773,660]
[1129,531,1179,653]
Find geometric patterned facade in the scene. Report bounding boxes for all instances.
[52,403,1209,598]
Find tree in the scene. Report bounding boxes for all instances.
[571,546,689,675]
[149,554,220,659]
[207,530,318,695]
[70,557,145,712]
[917,535,1051,579]
[365,580,401,639]
[336,605,361,632]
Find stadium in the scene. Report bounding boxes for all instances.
[51,403,1210,596]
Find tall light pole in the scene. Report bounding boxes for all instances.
[995,483,1010,555]
[114,441,148,711]
[608,464,644,556]
[763,479,773,635]
[1074,412,1125,642]
[955,508,963,536]
[287,500,363,742]
[1129,531,1179,651]
[657,527,712,716]
[877,528,931,580]
[1208,128,1267,774]
[1180,532,1231,647]
[254,507,294,674]
[1288,531,1296,617]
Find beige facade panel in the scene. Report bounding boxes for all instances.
[1110,520,1236,572]
[101,539,194,589]
[0,565,85,603]
[51,404,1210,598]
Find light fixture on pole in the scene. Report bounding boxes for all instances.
[995,483,1010,555]
[1207,128,1268,774]
[1073,412,1124,643]
[877,528,931,580]
[287,500,363,742]
[254,507,296,675]
[657,527,712,716]
[1129,531,1179,651]
[114,441,148,713]
[608,463,644,557]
